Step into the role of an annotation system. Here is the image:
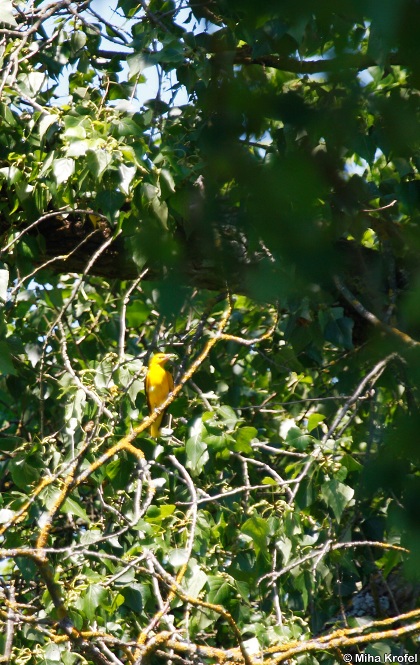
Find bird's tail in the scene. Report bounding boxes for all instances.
[150,413,164,438]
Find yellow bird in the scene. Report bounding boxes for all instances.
[145,352,176,438]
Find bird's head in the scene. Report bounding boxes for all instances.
[150,352,176,367]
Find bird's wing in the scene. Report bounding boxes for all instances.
[167,368,174,393]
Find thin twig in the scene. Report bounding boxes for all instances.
[260,539,407,584]
[361,199,397,212]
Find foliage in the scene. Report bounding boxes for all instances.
[1,0,420,663]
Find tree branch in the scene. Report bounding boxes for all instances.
[234,46,401,74]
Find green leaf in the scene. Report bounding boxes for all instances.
[233,579,251,604]
[285,426,311,451]
[217,405,238,429]
[378,548,403,578]
[341,454,363,474]
[95,190,125,220]
[182,560,208,599]
[62,652,81,665]
[0,102,16,126]
[38,113,58,139]
[292,568,309,610]
[167,548,189,567]
[144,99,169,114]
[119,163,136,195]
[71,30,87,53]
[186,431,209,476]
[86,149,112,180]
[105,458,132,489]
[64,388,86,424]
[234,426,257,453]
[130,235,148,269]
[76,584,107,621]
[94,358,114,390]
[307,413,325,433]
[277,536,292,565]
[262,476,277,485]
[16,557,37,583]
[146,504,176,523]
[44,643,61,662]
[127,53,152,78]
[52,158,75,185]
[63,123,87,140]
[25,343,42,367]
[160,169,176,198]
[151,197,168,228]
[121,584,143,612]
[0,164,22,185]
[319,308,354,350]
[321,479,354,522]
[62,497,90,523]
[79,530,102,546]
[0,1,17,26]
[126,301,150,326]
[17,72,46,96]
[207,576,232,605]
[9,456,40,489]
[128,378,143,405]
[66,140,90,157]
[242,514,269,559]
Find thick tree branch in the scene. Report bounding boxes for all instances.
[234,46,401,73]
